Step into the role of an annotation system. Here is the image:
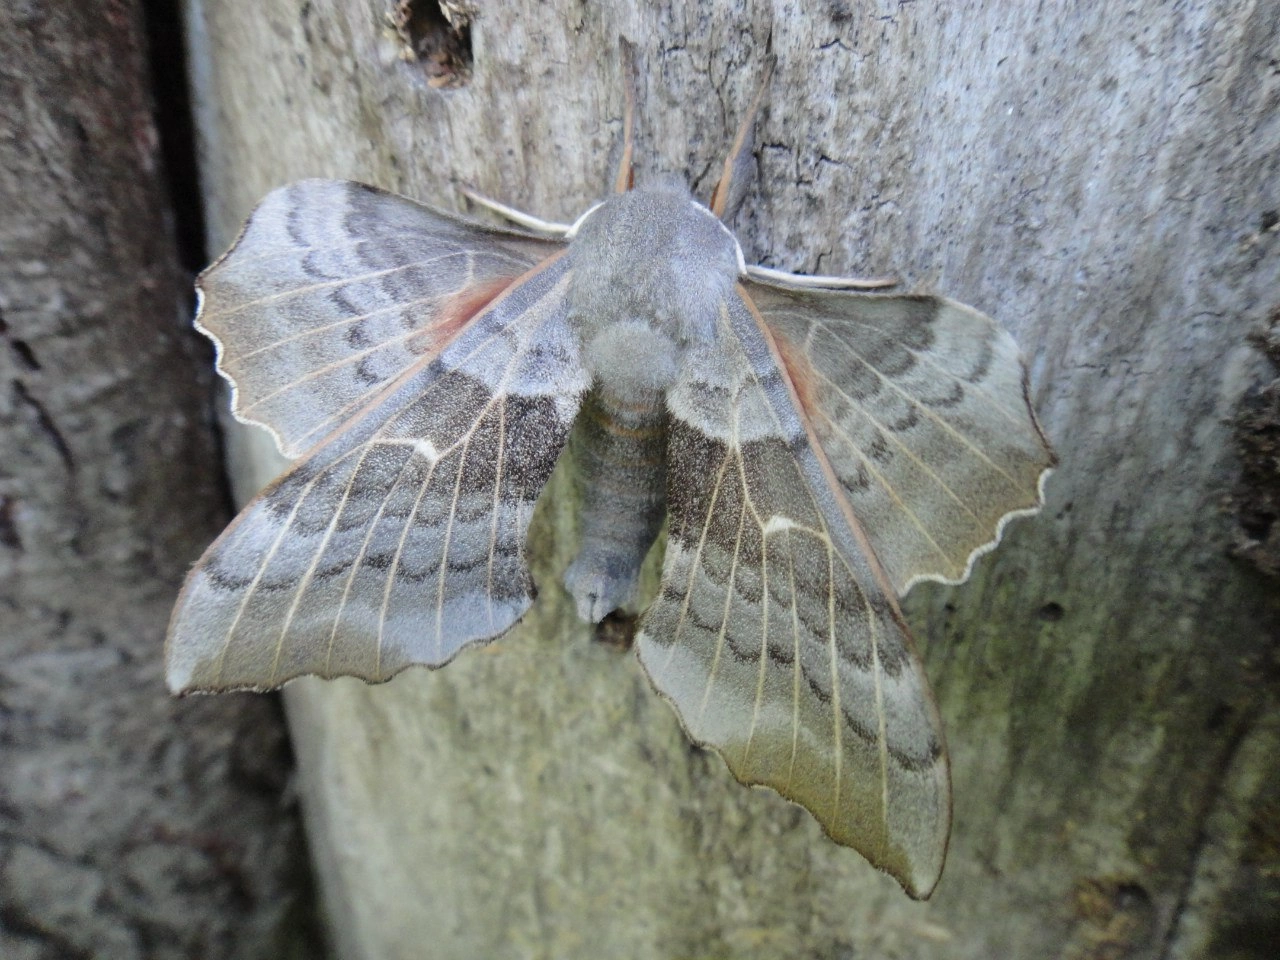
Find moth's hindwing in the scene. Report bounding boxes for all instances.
[743,279,1056,594]
[637,287,951,900]
[167,253,587,693]
[196,179,565,459]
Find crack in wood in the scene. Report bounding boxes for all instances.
[12,380,75,474]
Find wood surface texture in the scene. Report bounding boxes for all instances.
[0,2,314,957]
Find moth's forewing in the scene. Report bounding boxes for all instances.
[167,252,588,693]
[637,287,950,900]
[195,179,565,459]
[743,280,1056,595]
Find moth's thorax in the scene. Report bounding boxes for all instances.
[567,187,742,395]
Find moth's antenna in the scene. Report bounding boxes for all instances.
[709,54,776,220]
[613,37,639,194]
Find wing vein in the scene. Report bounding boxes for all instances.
[209,250,509,316]
[214,226,536,270]
[227,289,465,361]
[663,448,734,675]
[268,440,382,681]
[699,468,749,724]
[867,571,892,842]
[767,304,1029,426]
[215,474,321,685]
[809,370,975,564]
[744,516,771,765]
[325,444,419,674]
[378,456,439,677]
[485,398,507,633]
[825,538,844,822]
[434,420,474,657]
[808,352,1027,493]
[785,530,802,792]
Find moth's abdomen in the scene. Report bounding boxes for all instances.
[563,384,667,623]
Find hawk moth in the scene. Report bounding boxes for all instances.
[166,47,1054,900]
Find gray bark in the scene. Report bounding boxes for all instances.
[184,1,1280,958]
[0,3,315,958]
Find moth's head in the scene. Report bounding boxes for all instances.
[566,187,745,354]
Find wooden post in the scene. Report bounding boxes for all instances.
[0,2,312,956]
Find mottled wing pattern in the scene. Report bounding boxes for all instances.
[167,255,587,693]
[637,287,949,899]
[198,179,563,458]
[744,280,1055,594]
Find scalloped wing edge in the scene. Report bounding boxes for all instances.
[632,648,949,900]
[898,375,1056,597]
[192,179,565,461]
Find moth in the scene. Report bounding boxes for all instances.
[167,46,1054,900]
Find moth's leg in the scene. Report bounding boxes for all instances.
[613,38,639,193]
[745,263,899,290]
[457,185,573,237]
[709,56,776,219]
